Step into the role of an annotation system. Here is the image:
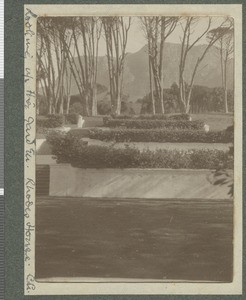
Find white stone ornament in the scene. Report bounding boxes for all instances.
[77,115,85,128]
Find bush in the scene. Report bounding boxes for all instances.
[98,101,111,115]
[36,118,48,129]
[46,114,65,128]
[47,131,233,169]
[224,125,234,142]
[225,124,234,132]
[36,114,65,128]
[168,114,191,121]
[69,102,84,115]
[89,128,233,143]
[65,113,79,125]
[108,113,191,121]
[67,128,91,139]
[46,130,77,163]
[103,119,204,130]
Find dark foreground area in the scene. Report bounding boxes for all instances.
[36,197,233,282]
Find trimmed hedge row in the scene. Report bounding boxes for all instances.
[37,113,79,129]
[88,128,233,143]
[37,114,65,128]
[103,119,205,130]
[47,131,233,169]
[108,113,191,121]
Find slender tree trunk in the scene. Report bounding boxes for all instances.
[224,59,228,113]
[91,87,97,116]
[159,19,165,114]
[115,93,121,115]
[160,77,164,114]
[223,53,229,113]
[48,102,52,114]
[66,96,70,114]
[36,79,40,115]
[224,88,228,113]
[148,58,155,114]
[84,94,90,116]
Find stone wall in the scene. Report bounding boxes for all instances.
[49,165,232,199]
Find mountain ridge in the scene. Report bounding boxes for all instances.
[69,42,234,102]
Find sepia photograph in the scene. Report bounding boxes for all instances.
[24,4,242,295]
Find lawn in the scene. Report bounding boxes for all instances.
[36,197,233,282]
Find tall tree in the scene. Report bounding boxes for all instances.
[102,17,131,115]
[140,17,179,114]
[207,19,234,113]
[37,17,72,115]
[62,17,102,116]
[178,17,232,113]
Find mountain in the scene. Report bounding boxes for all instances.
[70,42,234,102]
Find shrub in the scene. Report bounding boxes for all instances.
[36,126,50,135]
[103,119,204,130]
[65,113,79,125]
[69,102,84,115]
[224,125,234,142]
[225,124,234,132]
[47,132,233,169]
[108,113,191,121]
[89,128,233,143]
[67,128,91,139]
[36,114,65,128]
[98,101,111,115]
[168,114,191,121]
[46,130,77,163]
[46,114,65,128]
[210,168,234,197]
[36,118,48,129]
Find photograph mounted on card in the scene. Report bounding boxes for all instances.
[24,3,242,296]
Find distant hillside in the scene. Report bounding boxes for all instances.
[69,42,234,102]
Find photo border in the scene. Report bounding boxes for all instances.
[5,0,245,299]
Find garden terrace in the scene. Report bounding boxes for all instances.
[47,131,233,170]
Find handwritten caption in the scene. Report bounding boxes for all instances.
[24,7,37,292]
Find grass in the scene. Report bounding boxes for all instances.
[36,197,233,282]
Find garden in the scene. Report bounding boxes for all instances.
[41,112,233,171]
[35,14,235,282]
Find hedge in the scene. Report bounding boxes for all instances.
[104,119,204,130]
[37,113,79,130]
[47,131,233,169]
[88,128,233,143]
[65,113,79,125]
[37,114,65,128]
[108,113,191,121]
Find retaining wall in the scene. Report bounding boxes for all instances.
[49,165,232,199]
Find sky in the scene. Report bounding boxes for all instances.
[97,16,230,56]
